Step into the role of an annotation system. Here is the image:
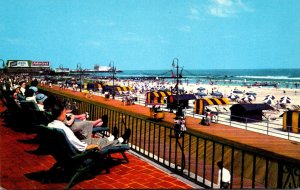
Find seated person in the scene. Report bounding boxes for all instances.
[12,85,21,103]
[44,96,109,142]
[205,112,211,125]
[66,110,87,121]
[17,80,26,101]
[200,112,211,126]
[29,86,38,96]
[92,115,109,136]
[36,93,48,111]
[25,88,37,103]
[47,100,123,152]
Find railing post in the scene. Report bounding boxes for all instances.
[245,118,248,130]
[277,162,283,188]
[267,120,269,135]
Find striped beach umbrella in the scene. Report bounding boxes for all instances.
[233,89,243,94]
[241,96,251,103]
[211,91,223,97]
[246,91,257,96]
[264,98,275,105]
[280,96,291,100]
[228,93,239,100]
[265,95,275,100]
[279,97,291,104]
[247,95,256,101]
[195,92,207,97]
[197,87,206,91]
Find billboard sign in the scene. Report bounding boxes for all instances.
[31,61,50,67]
[8,60,30,67]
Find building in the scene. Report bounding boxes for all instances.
[4,60,51,74]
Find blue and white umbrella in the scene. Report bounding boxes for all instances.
[197,87,206,91]
[280,96,291,100]
[264,98,275,105]
[279,96,291,104]
[211,91,223,97]
[246,91,257,96]
[228,93,239,100]
[233,89,243,94]
[265,95,276,100]
[195,92,207,97]
[241,96,254,103]
[247,95,256,101]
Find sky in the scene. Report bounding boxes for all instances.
[0,0,300,70]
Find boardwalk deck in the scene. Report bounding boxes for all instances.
[38,86,300,188]
[44,86,300,162]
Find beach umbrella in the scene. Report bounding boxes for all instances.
[241,97,251,103]
[233,89,243,94]
[197,87,206,91]
[211,91,223,97]
[279,97,291,104]
[246,91,257,96]
[280,96,291,101]
[264,98,275,105]
[241,95,255,103]
[228,93,239,100]
[195,92,207,97]
[247,95,256,101]
[265,95,275,100]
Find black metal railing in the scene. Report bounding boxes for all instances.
[127,95,300,142]
[41,89,300,189]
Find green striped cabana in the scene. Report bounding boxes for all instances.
[283,110,300,133]
[194,97,231,115]
[146,91,172,105]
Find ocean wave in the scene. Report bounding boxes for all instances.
[236,75,300,80]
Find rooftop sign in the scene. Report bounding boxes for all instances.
[7,60,50,68]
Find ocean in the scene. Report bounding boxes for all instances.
[92,68,300,89]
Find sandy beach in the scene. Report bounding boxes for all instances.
[109,79,300,108]
[187,83,300,106]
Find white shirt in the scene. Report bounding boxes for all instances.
[37,104,44,111]
[25,96,37,103]
[20,87,26,95]
[47,120,88,152]
[218,168,231,187]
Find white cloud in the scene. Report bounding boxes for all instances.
[207,0,254,18]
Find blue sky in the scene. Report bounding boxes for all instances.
[1,0,299,70]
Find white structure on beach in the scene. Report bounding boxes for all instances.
[94,64,112,72]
